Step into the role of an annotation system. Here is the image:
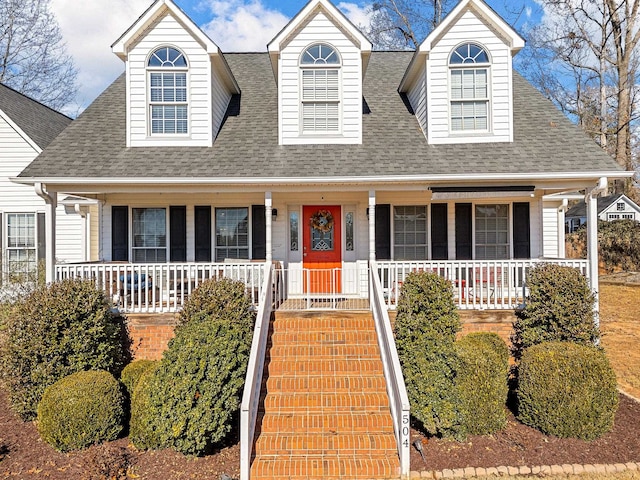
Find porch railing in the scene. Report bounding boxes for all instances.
[55,261,266,313]
[240,262,274,480]
[376,259,590,310]
[369,262,411,476]
[273,264,370,310]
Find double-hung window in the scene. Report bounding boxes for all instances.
[148,47,188,135]
[6,213,37,279]
[475,204,509,260]
[449,43,490,132]
[215,207,249,261]
[300,43,340,133]
[132,208,166,262]
[394,206,428,260]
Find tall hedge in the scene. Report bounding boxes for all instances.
[394,271,463,438]
[134,278,255,455]
[0,279,127,420]
[517,341,618,440]
[456,333,509,435]
[511,263,598,359]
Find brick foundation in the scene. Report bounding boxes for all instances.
[126,314,178,360]
[459,310,515,346]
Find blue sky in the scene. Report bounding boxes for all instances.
[48,0,541,114]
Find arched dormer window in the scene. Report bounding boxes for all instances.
[449,43,490,132]
[300,43,341,133]
[148,46,188,135]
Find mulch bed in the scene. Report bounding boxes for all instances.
[1,387,638,479]
[411,393,640,472]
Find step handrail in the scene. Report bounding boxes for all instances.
[369,261,411,477]
[240,262,274,480]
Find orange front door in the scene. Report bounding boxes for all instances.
[303,205,341,293]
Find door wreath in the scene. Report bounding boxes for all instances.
[310,209,335,233]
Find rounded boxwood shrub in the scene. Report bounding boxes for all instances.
[394,271,462,438]
[0,279,127,420]
[37,370,125,452]
[141,278,255,455]
[517,341,618,440]
[120,359,156,398]
[456,333,509,435]
[511,263,598,359]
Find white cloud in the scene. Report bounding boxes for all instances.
[50,0,151,113]
[199,0,289,51]
[336,2,372,31]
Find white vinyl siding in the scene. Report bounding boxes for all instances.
[210,64,232,139]
[407,67,428,138]
[0,116,85,264]
[542,202,560,258]
[126,12,214,147]
[279,11,362,145]
[426,8,513,144]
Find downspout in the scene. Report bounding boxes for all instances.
[35,183,57,283]
[558,199,568,258]
[586,177,607,329]
[74,204,88,262]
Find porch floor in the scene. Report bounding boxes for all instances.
[276,297,370,311]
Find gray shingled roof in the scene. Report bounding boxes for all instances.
[19,52,623,180]
[0,83,71,150]
[566,194,636,218]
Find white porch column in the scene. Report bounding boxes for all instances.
[368,190,376,263]
[265,192,273,263]
[587,191,600,326]
[558,199,568,258]
[35,183,57,284]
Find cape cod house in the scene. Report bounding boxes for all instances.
[14,0,632,477]
[0,84,95,286]
[566,194,640,233]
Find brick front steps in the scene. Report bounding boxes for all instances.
[250,311,401,480]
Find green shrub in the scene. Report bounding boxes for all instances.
[141,278,255,455]
[36,370,125,452]
[511,263,598,360]
[120,360,156,398]
[456,333,509,435]
[0,279,127,420]
[177,277,250,326]
[394,271,462,438]
[129,365,162,450]
[517,341,618,440]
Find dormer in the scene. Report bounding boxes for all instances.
[111,0,239,148]
[267,0,372,145]
[399,0,524,145]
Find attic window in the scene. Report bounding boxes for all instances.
[300,43,341,133]
[148,47,188,135]
[449,43,490,132]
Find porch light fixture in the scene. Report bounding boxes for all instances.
[272,208,278,221]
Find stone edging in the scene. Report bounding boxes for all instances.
[410,461,640,478]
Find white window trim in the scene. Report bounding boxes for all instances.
[473,203,511,260]
[146,46,189,138]
[3,212,38,280]
[448,43,492,135]
[214,206,250,262]
[131,207,169,263]
[299,44,342,136]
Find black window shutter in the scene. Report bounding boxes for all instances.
[251,205,266,260]
[455,203,472,260]
[194,206,212,262]
[111,206,128,261]
[513,202,531,258]
[375,204,391,260]
[431,204,448,260]
[37,212,46,261]
[170,206,187,262]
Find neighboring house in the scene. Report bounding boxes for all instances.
[566,194,640,233]
[0,84,95,285]
[15,0,630,308]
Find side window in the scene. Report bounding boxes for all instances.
[300,43,341,134]
[148,47,188,135]
[449,43,490,132]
